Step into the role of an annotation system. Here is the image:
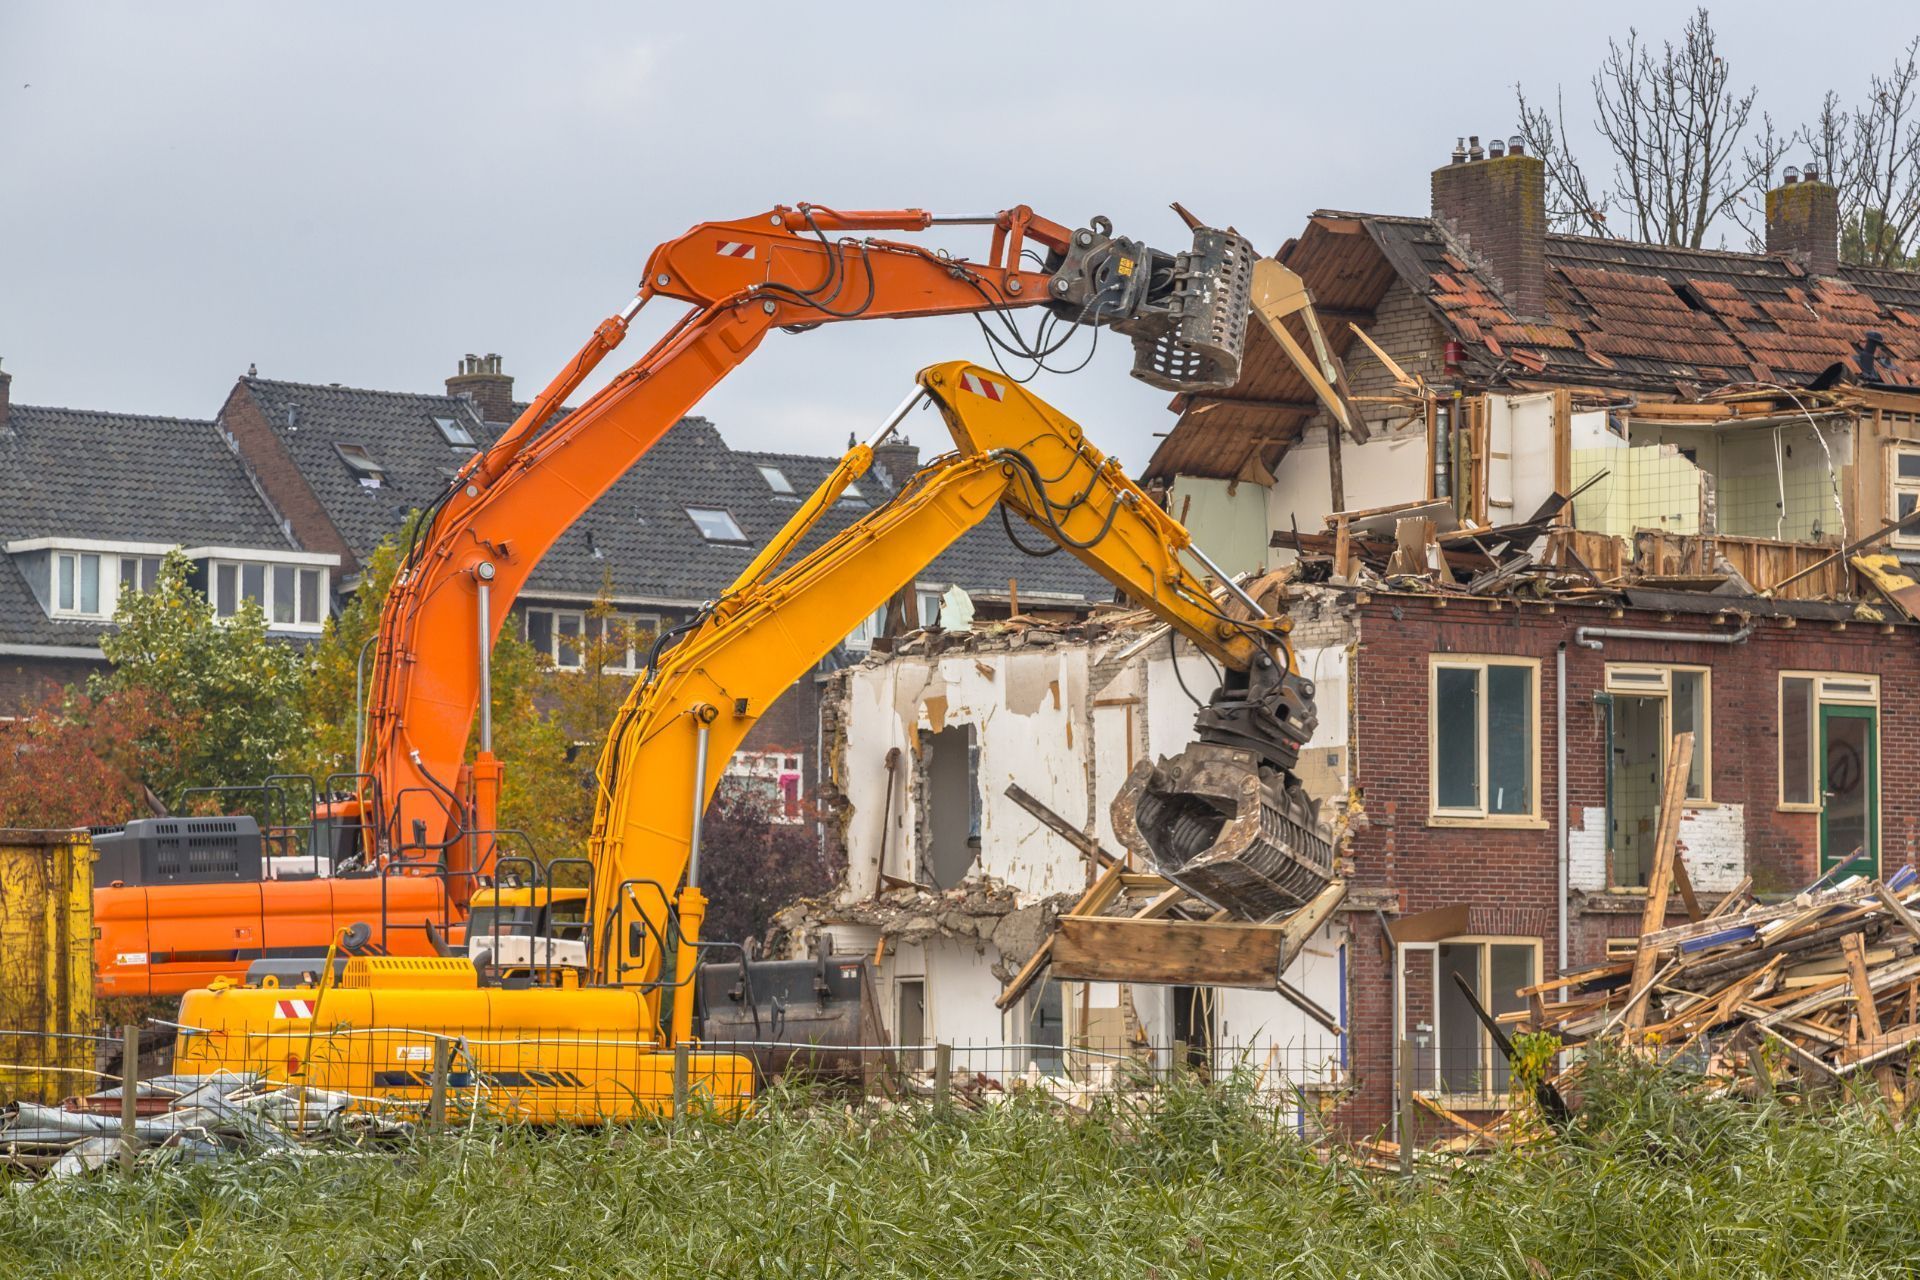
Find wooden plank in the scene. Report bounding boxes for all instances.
[1671,851,1703,923]
[1874,882,1920,943]
[993,857,1128,1010]
[1275,880,1348,977]
[1052,916,1293,989]
[1004,783,1119,870]
[1625,732,1695,1034]
[1386,902,1471,946]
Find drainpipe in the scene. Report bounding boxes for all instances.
[1556,643,1568,985]
[1573,622,1755,651]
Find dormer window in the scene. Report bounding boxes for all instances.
[686,507,747,543]
[54,551,105,617]
[211,559,328,629]
[335,443,385,488]
[433,415,476,448]
[756,464,795,495]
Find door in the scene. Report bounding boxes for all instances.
[1819,705,1878,877]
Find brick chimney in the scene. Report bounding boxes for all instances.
[445,353,515,424]
[0,358,10,435]
[1431,136,1549,320]
[872,437,921,491]
[1765,168,1839,277]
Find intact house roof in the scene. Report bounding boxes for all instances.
[224,373,1112,617]
[0,403,311,656]
[1147,209,1920,480]
[738,448,1113,607]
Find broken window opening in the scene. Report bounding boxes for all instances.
[922,724,981,889]
[1603,665,1710,889]
[1429,938,1535,1099]
[1025,980,1064,1077]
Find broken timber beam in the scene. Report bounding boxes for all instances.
[1004,783,1119,871]
[1051,881,1346,992]
[1625,732,1695,1035]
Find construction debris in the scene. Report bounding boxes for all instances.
[1522,863,1920,1105]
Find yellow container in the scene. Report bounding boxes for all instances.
[0,829,96,1105]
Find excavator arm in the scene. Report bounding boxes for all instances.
[585,360,1320,1046]
[362,206,1256,897]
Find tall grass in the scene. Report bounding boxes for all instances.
[3,1063,1918,1278]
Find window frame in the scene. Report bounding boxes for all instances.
[525,607,659,673]
[1889,441,1920,548]
[1426,654,1543,827]
[431,414,476,449]
[50,550,108,618]
[755,464,795,496]
[1403,934,1541,1106]
[685,506,748,544]
[1779,671,1881,812]
[1602,663,1713,805]
[208,559,328,631]
[334,442,386,488]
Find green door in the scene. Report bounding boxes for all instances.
[1819,704,1878,878]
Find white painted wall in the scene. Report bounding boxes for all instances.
[1488,393,1558,522]
[1567,802,1746,892]
[1168,475,1270,580]
[1266,421,1430,561]
[1213,922,1347,1087]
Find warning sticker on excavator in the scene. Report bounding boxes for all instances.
[275,999,315,1019]
[959,372,1005,401]
[394,1045,432,1063]
[715,240,757,259]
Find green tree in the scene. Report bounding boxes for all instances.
[92,549,305,806]
[1842,209,1920,270]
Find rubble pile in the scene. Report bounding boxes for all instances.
[1526,865,1920,1105]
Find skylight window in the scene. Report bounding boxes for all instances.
[757,464,795,495]
[687,507,747,543]
[433,415,476,448]
[839,480,867,506]
[335,443,385,488]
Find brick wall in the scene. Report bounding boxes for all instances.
[1431,153,1548,320]
[1332,591,1920,1127]
[0,655,107,715]
[217,382,359,574]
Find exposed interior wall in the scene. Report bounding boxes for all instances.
[1570,445,1705,538]
[1167,476,1270,579]
[1267,420,1429,555]
[1630,421,1854,543]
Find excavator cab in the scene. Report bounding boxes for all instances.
[461,857,595,986]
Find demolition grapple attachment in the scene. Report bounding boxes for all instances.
[1112,656,1332,920]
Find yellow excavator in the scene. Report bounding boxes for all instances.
[169,359,1327,1121]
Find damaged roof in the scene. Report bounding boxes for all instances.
[1149,209,1920,480]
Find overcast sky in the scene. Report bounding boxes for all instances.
[4,2,1916,471]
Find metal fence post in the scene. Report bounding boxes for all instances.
[119,1024,139,1174]
[428,1036,450,1131]
[933,1043,952,1110]
[1399,1038,1416,1176]
[672,1041,690,1117]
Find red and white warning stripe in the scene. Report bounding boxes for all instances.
[275,998,316,1019]
[959,371,1006,401]
[714,240,757,259]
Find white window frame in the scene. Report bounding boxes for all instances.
[432,415,476,449]
[844,606,888,652]
[50,550,109,618]
[335,443,385,488]
[1400,934,1541,1105]
[1603,663,1712,805]
[209,559,328,631]
[1427,655,1543,827]
[525,608,659,673]
[1778,671,1880,811]
[686,507,747,543]
[726,750,806,823]
[1889,441,1920,548]
[756,464,795,496]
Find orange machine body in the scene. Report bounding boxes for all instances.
[94,873,452,998]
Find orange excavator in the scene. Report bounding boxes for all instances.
[94,203,1255,998]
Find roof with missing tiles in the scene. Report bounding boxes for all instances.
[1147,208,1920,480]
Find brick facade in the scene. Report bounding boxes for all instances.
[1332,591,1920,1127]
[215,382,360,574]
[1429,152,1547,321]
[0,655,106,712]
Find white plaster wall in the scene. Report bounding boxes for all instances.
[1571,408,1621,451]
[1488,393,1557,522]
[1168,475,1270,580]
[1213,921,1347,1085]
[1090,656,1144,854]
[1267,421,1430,561]
[923,938,1010,1047]
[1567,802,1746,892]
[836,647,1095,902]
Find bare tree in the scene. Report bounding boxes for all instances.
[1803,39,1920,267]
[1515,8,1788,248]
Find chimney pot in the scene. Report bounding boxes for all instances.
[446,353,517,423]
[1468,134,1484,161]
[1766,168,1839,276]
[1488,137,1506,159]
[1507,134,1525,156]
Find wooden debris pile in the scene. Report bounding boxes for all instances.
[1523,862,1920,1103]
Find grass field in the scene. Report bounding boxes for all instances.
[3,1060,1918,1278]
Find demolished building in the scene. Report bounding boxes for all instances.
[791,142,1920,1131]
